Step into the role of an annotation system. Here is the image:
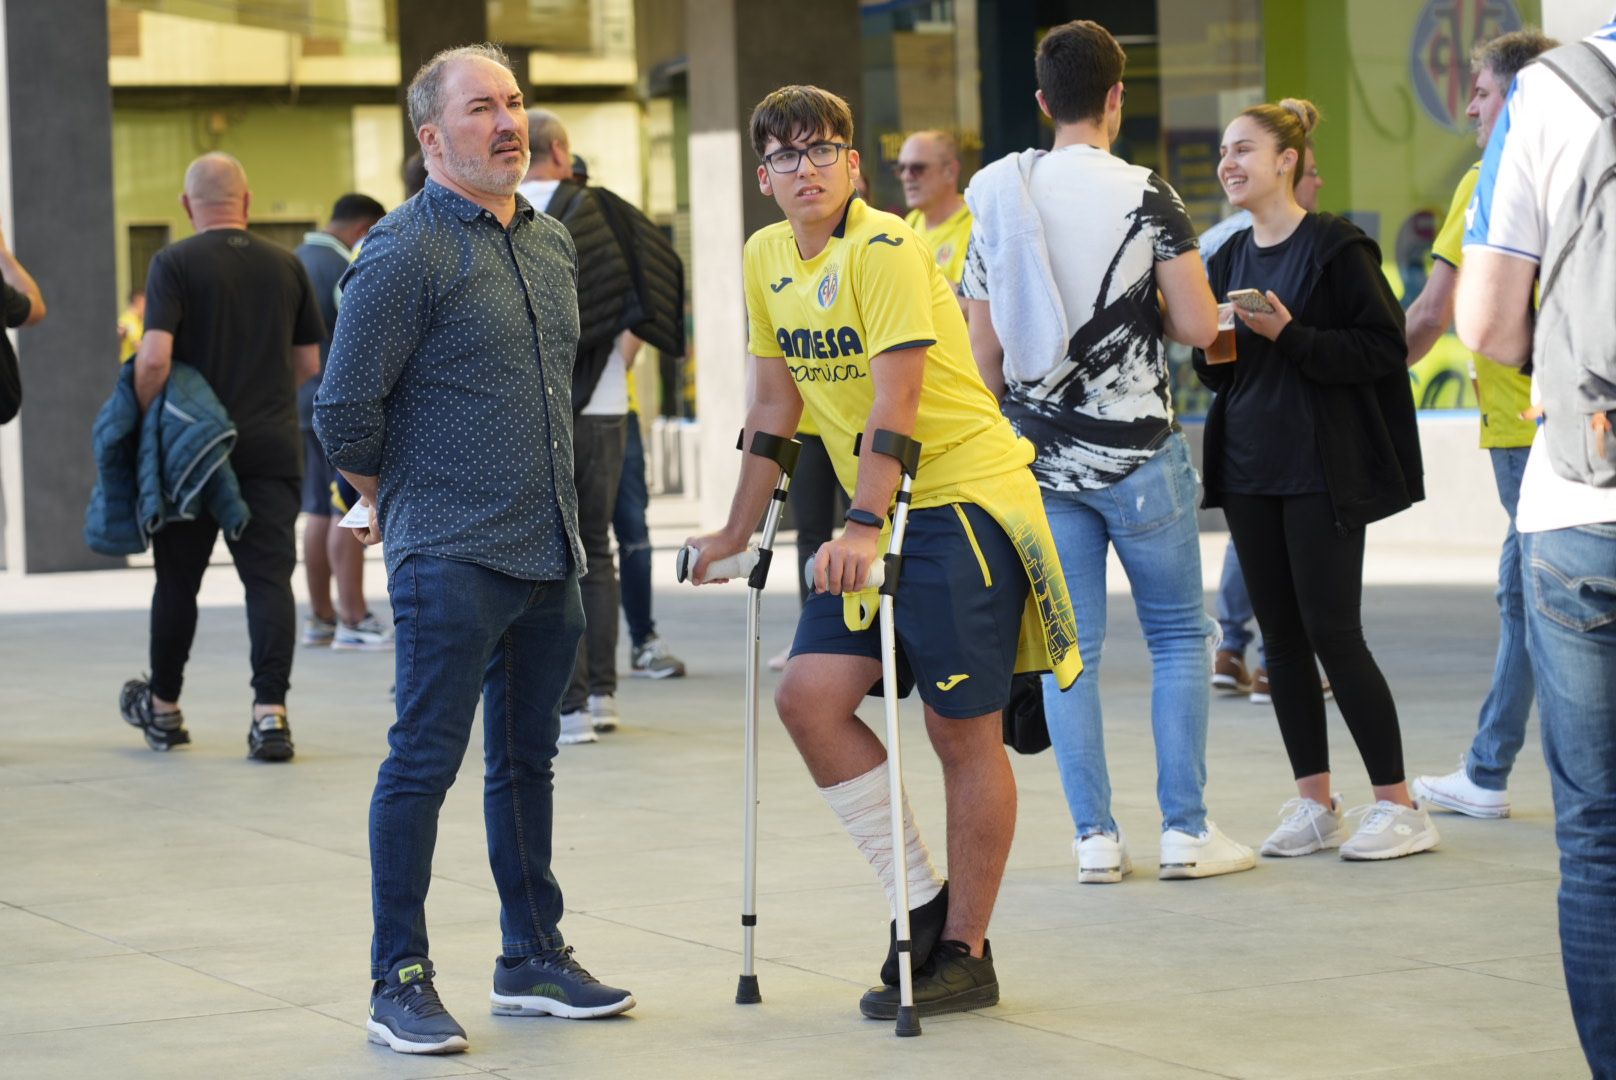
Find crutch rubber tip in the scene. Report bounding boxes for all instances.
[735,974,762,1005]
[895,1005,922,1037]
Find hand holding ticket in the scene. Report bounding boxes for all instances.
[338,501,373,530]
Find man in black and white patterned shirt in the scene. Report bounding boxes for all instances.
[963,20,1257,886]
[315,42,633,1056]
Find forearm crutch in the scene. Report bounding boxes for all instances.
[675,430,801,1005]
[864,428,925,1038]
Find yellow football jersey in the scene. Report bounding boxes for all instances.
[743,197,1082,688]
[904,204,973,287]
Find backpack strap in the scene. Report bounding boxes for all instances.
[1537,41,1616,120]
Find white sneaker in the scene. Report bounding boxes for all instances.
[1340,801,1441,861]
[1074,829,1132,884]
[1412,758,1511,819]
[587,693,619,734]
[1159,820,1257,879]
[332,613,394,651]
[1261,796,1347,857]
[559,709,597,746]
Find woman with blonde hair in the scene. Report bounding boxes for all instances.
[1194,99,1435,861]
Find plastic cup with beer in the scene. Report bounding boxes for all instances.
[1207,302,1237,364]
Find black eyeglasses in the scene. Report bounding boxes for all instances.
[891,161,931,178]
[761,141,850,175]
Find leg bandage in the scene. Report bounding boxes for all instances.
[819,762,944,916]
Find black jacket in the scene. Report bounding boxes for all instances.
[1194,212,1424,530]
[545,181,686,412]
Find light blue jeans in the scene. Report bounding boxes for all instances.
[1522,522,1616,1077]
[1465,446,1535,790]
[1041,433,1211,838]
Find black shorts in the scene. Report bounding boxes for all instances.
[300,430,337,516]
[790,502,1028,719]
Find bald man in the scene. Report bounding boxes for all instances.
[120,152,325,762]
[897,130,973,293]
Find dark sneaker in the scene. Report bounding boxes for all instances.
[119,677,190,751]
[247,708,294,762]
[489,947,635,1018]
[367,957,468,1055]
[860,939,999,1020]
[880,881,949,986]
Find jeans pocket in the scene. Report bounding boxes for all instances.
[1531,529,1616,634]
[1114,438,1192,532]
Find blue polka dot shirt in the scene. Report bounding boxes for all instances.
[314,179,584,581]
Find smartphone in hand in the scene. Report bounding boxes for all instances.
[1227,288,1276,314]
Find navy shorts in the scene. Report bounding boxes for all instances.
[301,430,338,516]
[330,471,360,516]
[790,501,1028,719]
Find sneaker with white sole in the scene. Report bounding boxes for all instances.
[1159,820,1257,879]
[367,957,468,1055]
[587,693,619,733]
[333,612,393,651]
[490,947,635,1018]
[1339,801,1441,861]
[559,708,597,745]
[1261,795,1347,857]
[1412,758,1511,819]
[302,614,337,646]
[629,635,686,679]
[1075,828,1132,884]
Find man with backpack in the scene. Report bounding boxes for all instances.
[1457,19,1616,1076]
[518,109,686,743]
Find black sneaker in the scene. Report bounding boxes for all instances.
[859,939,999,1020]
[247,708,294,762]
[880,881,949,986]
[366,957,468,1054]
[490,947,636,1018]
[119,677,190,751]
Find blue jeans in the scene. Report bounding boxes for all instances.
[1215,539,1264,666]
[1523,523,1616,1078]
[613,412,654,647]
[370,555,584,978]
[1041,433,1211,837]
[1467,446,1535,790]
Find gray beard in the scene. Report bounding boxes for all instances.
[442,140,529,197]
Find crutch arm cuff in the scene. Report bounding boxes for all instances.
[748,430,802,476]
[853,429,922,476]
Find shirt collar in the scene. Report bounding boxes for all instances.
[425,177,535,225]
[301,230,353,259]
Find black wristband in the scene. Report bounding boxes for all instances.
[844,507,884,529]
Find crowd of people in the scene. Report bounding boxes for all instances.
[54,16,1613,1077]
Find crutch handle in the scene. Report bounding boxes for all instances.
[803,548,886,592]
[676,545,760,584]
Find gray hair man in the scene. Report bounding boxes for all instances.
[315,43,634,1056]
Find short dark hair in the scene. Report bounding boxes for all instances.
[406,42,513,137]
[1472,27,1558,87]
[748,85,853,159]
[330,193,387,223]
[1036,20,1127,125]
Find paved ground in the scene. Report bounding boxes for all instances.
[0,527,1588,1079]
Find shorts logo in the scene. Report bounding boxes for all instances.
[1410,0,1522,133]
[817,265,840,308]
[935,673,970,691]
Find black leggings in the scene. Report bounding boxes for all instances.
[1221,492,1405,786]
[150,474,300,706]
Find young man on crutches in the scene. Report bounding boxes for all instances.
[686,84,1082,1021]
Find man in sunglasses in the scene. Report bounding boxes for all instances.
[895,130,972,297]
[685,85,1081,1020]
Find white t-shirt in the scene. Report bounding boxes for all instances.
[961,145,1198,491]
[1464,26,1616,531]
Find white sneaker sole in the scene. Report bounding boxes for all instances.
[1159,853,1257,879]
[490,991,636,1018]
[1341,830,1440,861]
[1411,778,1511,819]
[332,639,394,652]
[630,666,682,679]
[1078,853,1132,884]
[365,1019,468,1055]
[558,732,598,746]
[1260,828,1348,858]
[1250,692,1272,706]
[1211,675,1250,694]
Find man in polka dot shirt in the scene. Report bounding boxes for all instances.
[315,42,634,1055]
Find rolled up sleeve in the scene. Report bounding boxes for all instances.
[313,225,425,476]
